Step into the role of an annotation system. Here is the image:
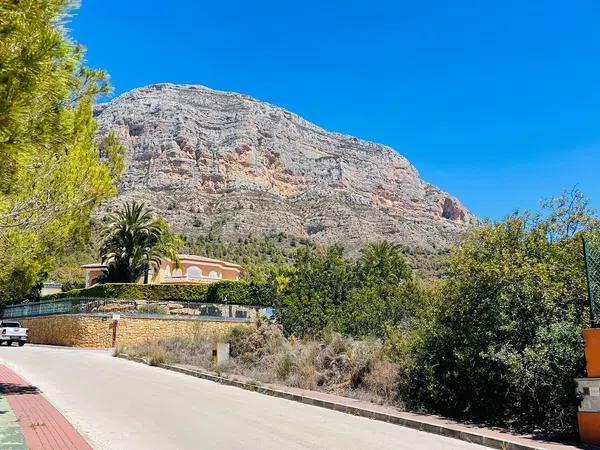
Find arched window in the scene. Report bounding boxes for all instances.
[208,270,219,279]
[187,266,202,279]
[172,268,183,277]
[164,265,172,277]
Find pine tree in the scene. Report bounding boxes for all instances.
[0,0,122,302]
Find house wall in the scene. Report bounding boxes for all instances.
[19,315,247,348]
[154,260,240,284]
[86,268,106,287]
[40,285,63,297]
[84,258,241,287]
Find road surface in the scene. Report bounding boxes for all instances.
[0,345,484,450]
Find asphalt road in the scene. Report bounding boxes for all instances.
[0,345,484,450]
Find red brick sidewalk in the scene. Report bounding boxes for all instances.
[0,365,91,450]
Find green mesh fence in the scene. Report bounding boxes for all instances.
[583,237,600,327]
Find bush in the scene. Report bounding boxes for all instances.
[61,279,86,292]
[44,281,275,306]
[140,303,170,315]
[395,218,591,436]
[274,246,352,338]
[336,281,423,338]
[46,283,208,301]
[225,325,398,400]
[274,242,423,339]
[148,345,167,366]
[227,324,285,359]
[124,324,399,405]
[205,280,274,306]
[363,353,399,402]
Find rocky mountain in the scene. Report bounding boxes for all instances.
[94,84,476,252]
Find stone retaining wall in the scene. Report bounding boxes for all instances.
[19,315,246,348]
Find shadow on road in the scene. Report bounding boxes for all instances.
[0,383,41,395]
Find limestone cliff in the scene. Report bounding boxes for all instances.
[94,84,476,251]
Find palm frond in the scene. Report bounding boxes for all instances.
[98,201,181,283]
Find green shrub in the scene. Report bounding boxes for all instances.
[45,283,208,301]
[61,279,86,292]
[44,281,274,306]
[395,218,591,436]
[140,303,170,315]
[274,242,422,339]
[148,345,167,366]
[274,246,352,338]
[205,280,274,306]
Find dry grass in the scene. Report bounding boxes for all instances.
[122,341,170,366]
[149,345,167,366]
[112,344,126,357]
[363,352,400,402]
[125,323,400,406]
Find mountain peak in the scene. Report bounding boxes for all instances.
[94,83,475,252]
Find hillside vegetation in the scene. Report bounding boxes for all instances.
[48,231,449,292]
[3,0,598,441]
[122,189,599,437]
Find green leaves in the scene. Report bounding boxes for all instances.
[275,245,351,337]
[275,241,423,339]
[46,280,274,306]
[0,0,118,303]
[99,202,182,283]
[99,131,126,180]
[398,205,597,435]
[356,241,412,283]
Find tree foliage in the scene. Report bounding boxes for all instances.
[183,232,316,279]
[46,280,275,306]
[99,131,126,181]
[524,186,600,243]
[396,193,597,436]
[275,245,352,337]
[99,202,182,283]
[275,242,423,339]
[0,0,122,302]
[336,241,421,337]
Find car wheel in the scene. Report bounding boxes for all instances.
[18,342,25,347]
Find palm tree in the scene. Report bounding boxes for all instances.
[98,202,181,283]
[357,241,412,284]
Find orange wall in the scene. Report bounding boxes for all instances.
[584,328,600,377]
[578,412,600,445]
[84,260,241,287]
[87,268,105,287]
[154,260,240,283]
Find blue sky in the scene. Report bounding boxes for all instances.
[70,0,600,220]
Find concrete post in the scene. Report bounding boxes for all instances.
[214,342,230,366]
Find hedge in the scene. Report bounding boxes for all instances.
[45,281,275,307]
[205,280,275,307]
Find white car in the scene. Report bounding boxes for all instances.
[0,321,28,346]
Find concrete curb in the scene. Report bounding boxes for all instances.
[116,354,585,450]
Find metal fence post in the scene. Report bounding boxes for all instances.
[584,237,599,327]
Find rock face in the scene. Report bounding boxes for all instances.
[94,84,476,252]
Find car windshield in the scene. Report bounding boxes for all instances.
[1,322,20,328]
